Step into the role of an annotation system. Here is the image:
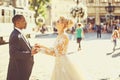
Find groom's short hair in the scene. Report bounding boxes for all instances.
[12,15,24,24]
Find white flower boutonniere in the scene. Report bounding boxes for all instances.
[18,34,22,39]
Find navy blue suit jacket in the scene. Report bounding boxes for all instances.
[7,29,34,80]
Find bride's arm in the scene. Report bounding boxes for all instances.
[38,35,69,56]
[39,45,56,56]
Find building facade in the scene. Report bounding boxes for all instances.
[51,0,76,23]
[51,0,120,25]
[0,0,35,44]
[86,0,120,25]
[0,0,34,23]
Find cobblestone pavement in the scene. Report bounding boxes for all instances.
[0,32,120,80]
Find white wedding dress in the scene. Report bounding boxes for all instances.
[51,33,86,80]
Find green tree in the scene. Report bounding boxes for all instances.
[29,0,50,25]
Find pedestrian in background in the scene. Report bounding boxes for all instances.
[96,24,102,38]
[75,23,84,51]
[70,26,76,41]
[111,25,119,51]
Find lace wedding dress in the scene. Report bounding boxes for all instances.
[51,33,86,80]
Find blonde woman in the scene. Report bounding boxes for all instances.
[37,16,86,80]
[111,26,119,51]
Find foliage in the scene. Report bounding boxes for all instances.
[29,0,50,25]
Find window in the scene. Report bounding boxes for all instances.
[114,0,120,2]
[0,1,3,5]
[2,9,4,16]
[101,0,108,2]
[88,0,94,3]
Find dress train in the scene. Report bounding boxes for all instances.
[51,55,85,80]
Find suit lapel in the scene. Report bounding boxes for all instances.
[21,34,32,50]
[15,29,32,50]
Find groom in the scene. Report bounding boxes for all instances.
[7,15,39,80]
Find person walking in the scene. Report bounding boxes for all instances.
[7,15,39,80]
[75,23,84,51]
[111,26,119,51]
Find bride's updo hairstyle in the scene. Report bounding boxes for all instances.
[57,16,73,30]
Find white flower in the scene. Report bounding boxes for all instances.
[18,34,22,39]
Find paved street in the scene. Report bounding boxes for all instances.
[0,32,120,80]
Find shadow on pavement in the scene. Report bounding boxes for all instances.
[83,32,112,41]
[106,51,115,55]
[106,48,120,58]
[35,32,112,41]
[106,48,118,55]
[35,33,58,38]
[0,42,9,46]
[112,52,120,58]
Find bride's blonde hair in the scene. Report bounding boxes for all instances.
[57,16,73,29]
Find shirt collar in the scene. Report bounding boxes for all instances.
[15,27,22,33]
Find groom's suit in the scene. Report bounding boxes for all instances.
[7,29,34,80]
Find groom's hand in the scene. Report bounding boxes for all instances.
[31,47,39,56]
[31,43,41,55]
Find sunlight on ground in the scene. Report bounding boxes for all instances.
[0,37,120,80]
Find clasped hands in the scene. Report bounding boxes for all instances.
[31,43,41,55]
[31,44,64,57]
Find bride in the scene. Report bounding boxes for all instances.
[36,16,86,80]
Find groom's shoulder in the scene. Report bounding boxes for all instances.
[10,30,20,38]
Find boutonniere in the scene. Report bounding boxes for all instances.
[18,34,22,39]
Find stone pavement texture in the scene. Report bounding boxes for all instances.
[0,32,120,80]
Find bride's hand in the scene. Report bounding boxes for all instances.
[34,44,44,51]
[34,43,41,48]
